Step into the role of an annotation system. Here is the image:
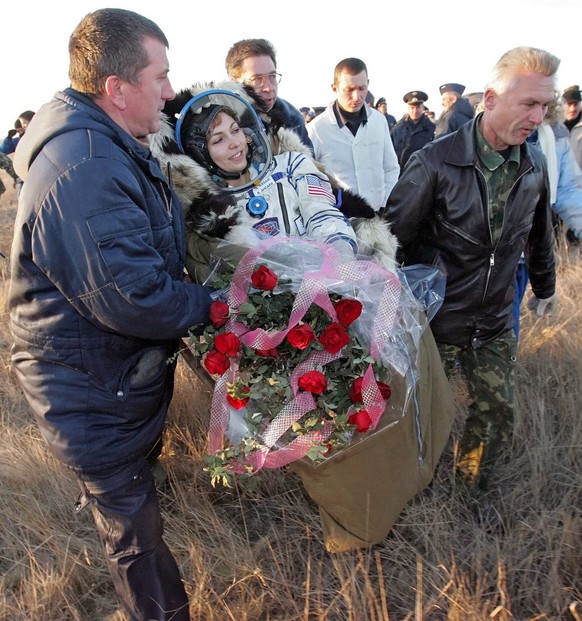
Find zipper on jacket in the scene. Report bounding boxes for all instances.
[482,252,496,303]
[435,212,481,245]
[474,167,502,303]
[277,183,291,234]
[474,167,493,243]
[163,163,174,222]
[477,158,533,303]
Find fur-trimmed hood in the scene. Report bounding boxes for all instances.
[149,81,398,267]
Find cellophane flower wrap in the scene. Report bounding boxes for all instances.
[188,237,442,487]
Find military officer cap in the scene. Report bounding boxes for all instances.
[562,85,582,103]
[439,83,465,95]
[403,90,428,105]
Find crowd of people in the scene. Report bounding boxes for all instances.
[5,7,581,620]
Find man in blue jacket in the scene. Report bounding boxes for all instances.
[435,82,475,138]
[390,90,435,170]
[9,9,212,620]
[385,47,558,505]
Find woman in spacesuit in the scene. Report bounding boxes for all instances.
[178,99,357,280]
[150,86,397,281]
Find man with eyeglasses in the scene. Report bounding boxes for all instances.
[225,38,313,151]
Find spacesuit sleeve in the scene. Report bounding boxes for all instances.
[292,153,358,252]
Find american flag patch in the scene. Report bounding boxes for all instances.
[305,175,335,203]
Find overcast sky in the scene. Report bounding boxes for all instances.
[2,0,580,132]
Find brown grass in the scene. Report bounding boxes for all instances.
[1,171,580,620]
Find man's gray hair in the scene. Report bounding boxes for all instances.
[486,46,560,96]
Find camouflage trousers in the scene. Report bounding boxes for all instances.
[437,330,517,491]
[0,151,16,196]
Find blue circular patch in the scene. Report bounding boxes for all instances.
[246,196,268,218]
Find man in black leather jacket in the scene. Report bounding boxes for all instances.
[385,47,559,497]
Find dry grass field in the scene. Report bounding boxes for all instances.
[1,171,580,620]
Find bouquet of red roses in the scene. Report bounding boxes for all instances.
[188,237,425,487]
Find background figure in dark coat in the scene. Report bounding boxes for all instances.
[390,90,435,171]
[435,82,475,138]
[375,97,397,130]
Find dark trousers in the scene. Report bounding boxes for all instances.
[76,456,190,621]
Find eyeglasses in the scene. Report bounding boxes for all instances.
[243,72,282,89]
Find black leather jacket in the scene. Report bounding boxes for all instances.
[385,115,555,349]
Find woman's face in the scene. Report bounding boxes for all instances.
[207,111,249,173]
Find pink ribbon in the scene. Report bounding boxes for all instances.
[206,237,401,473]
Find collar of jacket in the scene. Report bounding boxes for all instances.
[62,88,170,189]
[442,112,537,174]
[332,101,368,129]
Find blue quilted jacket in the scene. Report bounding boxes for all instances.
[10,88,212,473]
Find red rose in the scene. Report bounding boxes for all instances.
[319,322,350,354]
[349,377,392,403]
[298,370,328,395]
[209,301,230,328]
[377,381,392,400]
[227,394,250,410]
[348,409,372,432]
[203,350,230,376]
[255,347,279,358]
[227,386,250,410]
[318,442,333,457]
[349,377,364,403]
[214,332,240,357]
[251,265,278,290]
[286,323,315,350]
[334,298,362,327]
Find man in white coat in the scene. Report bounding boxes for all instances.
[307,57,399,211]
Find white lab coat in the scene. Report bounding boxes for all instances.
[307,104,400,210]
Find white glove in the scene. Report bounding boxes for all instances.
[526,292,557,317]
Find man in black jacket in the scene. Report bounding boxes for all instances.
[390,90,435,170]
[435,82,475,138]
[385,47,559,498]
